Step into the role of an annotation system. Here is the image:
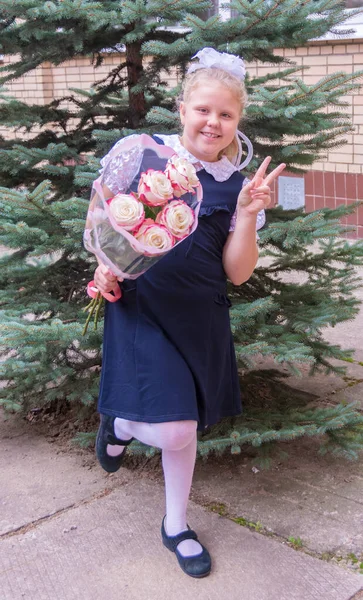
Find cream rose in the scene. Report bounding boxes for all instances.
[137,169,174,206]
[165,156,200,198]
[108,193,145,231]
[135,219,175,253]
[156,200,195,239]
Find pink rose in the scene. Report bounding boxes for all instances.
[138,169,174,206]
[156,200,195,239]
[165,156,200,198]
[135,219,175,253]
[108,193,145,231]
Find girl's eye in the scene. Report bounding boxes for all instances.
[222,113,231,118]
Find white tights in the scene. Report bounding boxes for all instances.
[111,418,202,557]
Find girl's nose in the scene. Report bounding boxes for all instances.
[207,113,219,127]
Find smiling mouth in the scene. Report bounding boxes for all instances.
[201,132,221,139]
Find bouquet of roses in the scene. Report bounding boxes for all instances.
[83,134,202,332]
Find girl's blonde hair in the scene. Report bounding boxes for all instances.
[178,67,248,162]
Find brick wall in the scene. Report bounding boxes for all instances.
[267,170,363,238]
[245,39,363,238]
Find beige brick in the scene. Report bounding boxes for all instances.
[323,163,336,172]
[353,96,363,105]
[329,153,353,163]
[312,161,324,170]
[303,76,324,85]
[353,134,363,144]
[65,75,82,82]
[308,45,321,55]
[355,115,363,124]
[287,56,304,66]
[353,54,363,65]
[348,164,363,174]
[346,44,360,54]
[354,144,363,154]
[303,56,326,66]
[52,67,66,77]
[76,58,91,67]
[338,143,354,154]
[64,66,82,75]
[41,73,53,82]
[321,45,333,55]
[284,48,297,57]
[256,67,277,76]
[354,105,363,115]
[333,44,347,54]
[296,47,308,56]
[81,66,100,75]
[305,66,327,76]
[327,54,353,65]
[79,74,97,83]
[327,65,353,74]
[312,67,328,78]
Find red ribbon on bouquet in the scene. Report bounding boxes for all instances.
[87,280,122,303]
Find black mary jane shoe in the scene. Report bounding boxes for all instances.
[161,516,211,578]
[95,414,134,473]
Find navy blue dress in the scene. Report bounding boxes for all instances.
[98,138,245,431]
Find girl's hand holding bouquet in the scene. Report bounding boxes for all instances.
[83,135,202,333]
[94,263,122,295]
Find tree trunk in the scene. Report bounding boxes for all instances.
[126,42,146,128]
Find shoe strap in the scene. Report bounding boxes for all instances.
[106,432,133,446]
[166,529,198,552]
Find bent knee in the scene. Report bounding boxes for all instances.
[161,420,197,450]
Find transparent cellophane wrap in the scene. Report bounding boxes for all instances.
[83,134,203,280]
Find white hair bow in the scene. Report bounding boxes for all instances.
[187,47,246,81]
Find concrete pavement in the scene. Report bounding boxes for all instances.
[0,409,362,600]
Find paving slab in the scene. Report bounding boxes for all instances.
[0,412,132,535]
[0,479,362,600]
[192,437,363,556]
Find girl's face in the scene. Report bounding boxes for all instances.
[179,82,241,163]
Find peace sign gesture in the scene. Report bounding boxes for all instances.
[237,157,286,215]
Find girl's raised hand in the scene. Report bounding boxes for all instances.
[237,157,286,215]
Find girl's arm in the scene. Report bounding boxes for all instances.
[223,157,286,286]
[222,209,259,285]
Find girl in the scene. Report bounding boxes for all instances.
[92,47,285,578]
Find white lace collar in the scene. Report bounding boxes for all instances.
[156,134,239,182]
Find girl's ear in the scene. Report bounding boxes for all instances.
[179,101,186,125]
